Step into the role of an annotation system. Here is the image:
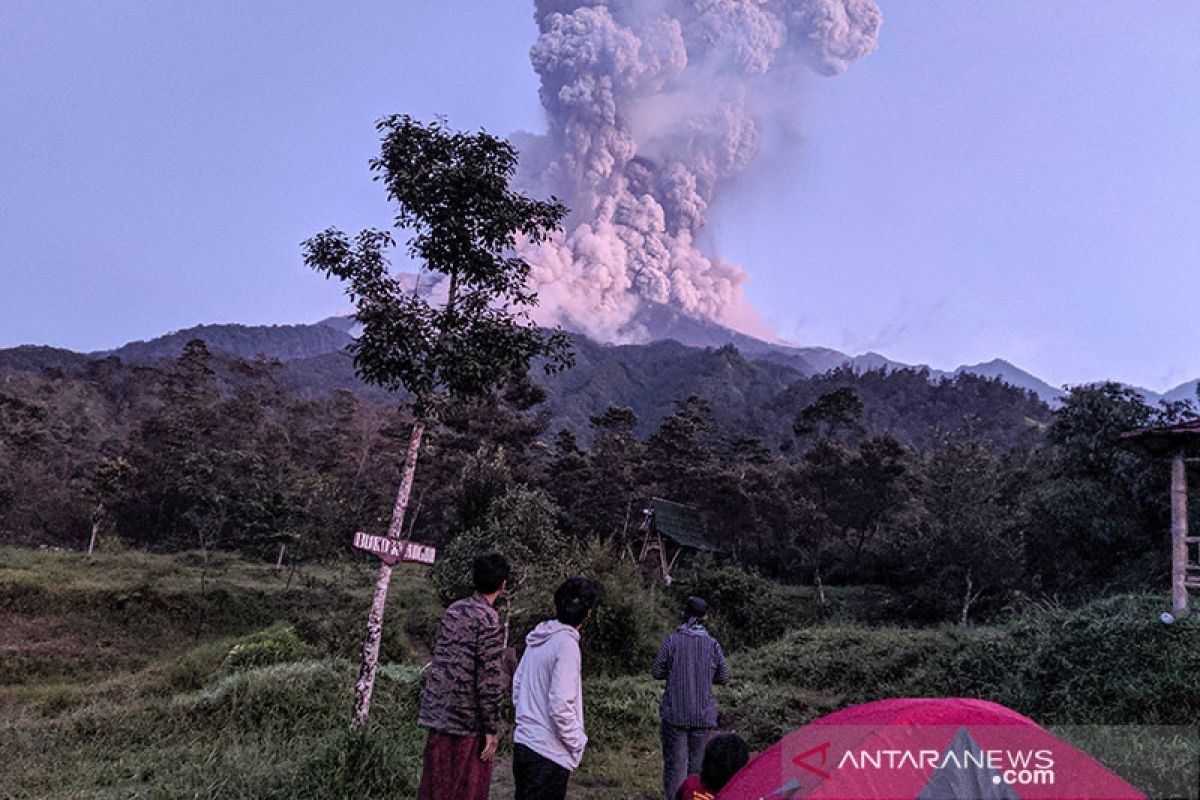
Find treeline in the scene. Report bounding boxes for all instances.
[0,339,1195,622]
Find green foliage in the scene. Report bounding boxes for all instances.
[582,675,661,747]
[292,723,424,799]
[1022,383,1182,596]
[432,483,574,615]
[302,115,572,416]
[221,623,311,672]
[794,386,865,442]
[682,565,799,649]
[0,549,439,799]
[1,320,1193,628]
[898,441,1023,623]
[741,623,991,701]
[4,548,1199,799]
[576,544,675,675]
[946,595,1200,725]
[715,679,839,748]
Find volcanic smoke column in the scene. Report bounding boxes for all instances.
[515,0,882,342]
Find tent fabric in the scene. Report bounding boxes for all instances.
[716,698,1145,800]
[913,727,1020,800]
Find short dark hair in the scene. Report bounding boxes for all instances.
[700,733,750,792]
[684,595,709,620]
[472,553,510,594]
[554,577,598,626]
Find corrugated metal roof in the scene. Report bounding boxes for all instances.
[649,497,719,552]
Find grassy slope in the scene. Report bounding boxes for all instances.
[3,548,1198,799]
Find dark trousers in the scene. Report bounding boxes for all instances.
[661,720,712,800]
[513,742,571,800]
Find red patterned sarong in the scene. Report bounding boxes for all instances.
[415,730,493,800]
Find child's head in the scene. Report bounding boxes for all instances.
[700,733,750,792]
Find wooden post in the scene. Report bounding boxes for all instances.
[1171,451,1189,617]
[350,418,425,730]
[664,547,682,584]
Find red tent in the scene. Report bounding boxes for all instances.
[716,698,1145,800]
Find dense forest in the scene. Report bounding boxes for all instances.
[1,333,1196,624]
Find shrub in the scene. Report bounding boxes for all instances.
[741,624,988,700]
[221,623,311,672]
[432,484,576,613]
[947,594,1200,724]
[285,663,426,798]
[576,544,675,676]
[678,566,800,649]
[289,723,424,799]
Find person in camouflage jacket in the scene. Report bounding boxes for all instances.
[416,553,510,800]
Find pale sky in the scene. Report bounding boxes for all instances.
[2,1,1198,391]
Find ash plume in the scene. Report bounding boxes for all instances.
[514,0,882,342]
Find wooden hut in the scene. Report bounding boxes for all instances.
[636,497,720,585]
[1121,419,1200,617]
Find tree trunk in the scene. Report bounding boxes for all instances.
[960,571,978,626]
[350,418,425,730]
[87,517,100,556]
[275,542,286,571]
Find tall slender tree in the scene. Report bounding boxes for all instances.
[303,115,572,729]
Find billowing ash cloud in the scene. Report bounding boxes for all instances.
[513,0,882,342]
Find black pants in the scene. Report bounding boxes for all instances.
[513,742,571,800]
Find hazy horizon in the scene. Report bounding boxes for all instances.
[2,1,1198,392]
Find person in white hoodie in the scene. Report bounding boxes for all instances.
[511,577,599,800]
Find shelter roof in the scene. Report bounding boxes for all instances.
[1121,419,1200,456]
[648,497,719,552]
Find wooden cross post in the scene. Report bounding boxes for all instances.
[349,420,435,731]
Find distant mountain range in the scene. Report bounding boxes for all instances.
[2,309,1195,412]
[615,303,1073,403]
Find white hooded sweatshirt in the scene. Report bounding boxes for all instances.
[512,619,587,771]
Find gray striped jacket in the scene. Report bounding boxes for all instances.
[651,622,729,728]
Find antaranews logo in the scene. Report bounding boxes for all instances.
[777,726,1060,797]
[832,746,1056,786]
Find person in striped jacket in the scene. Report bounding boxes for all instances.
[651,596,730,800]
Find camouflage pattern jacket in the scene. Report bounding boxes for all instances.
[417,593,505,736]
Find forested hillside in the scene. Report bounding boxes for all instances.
[2,331,1195,623]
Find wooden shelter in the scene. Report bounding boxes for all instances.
[1121,419,1200,617]
[635,497,720,585]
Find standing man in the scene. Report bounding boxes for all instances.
[652,596,730,800]
[416,553,510,800]
[511,577,599,800]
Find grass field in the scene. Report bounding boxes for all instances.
[2,546,1198,799]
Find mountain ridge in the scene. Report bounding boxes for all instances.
[2,312,1194,408]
